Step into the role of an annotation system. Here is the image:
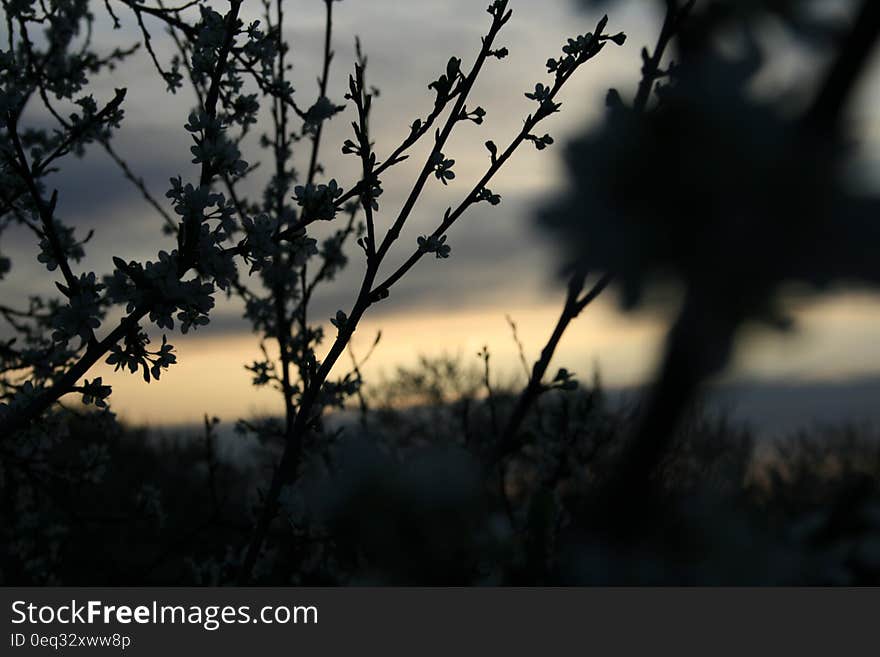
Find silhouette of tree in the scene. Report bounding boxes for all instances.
[0,0,628,583]
[540,0,880,522]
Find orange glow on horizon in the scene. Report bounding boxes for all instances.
[91,291,880,427]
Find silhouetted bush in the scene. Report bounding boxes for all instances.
[3,363,879,585]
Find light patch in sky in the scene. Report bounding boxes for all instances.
[92,291,880,426]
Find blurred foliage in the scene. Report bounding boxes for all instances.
[3,357,879,585]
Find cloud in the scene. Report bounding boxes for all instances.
[6,0,880,416]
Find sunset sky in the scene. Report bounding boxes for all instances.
[3,0,880,427]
